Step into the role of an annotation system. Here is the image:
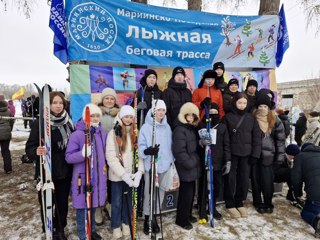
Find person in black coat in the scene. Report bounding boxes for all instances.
[223,92,262,218]
[252,95,286,214]
[276,109,291,138]
[291,143,320,238]
[294,112,307,146]
[213,61,227,94]
[197,102,231,221]
[136,69,162,128]
[173,102,201,230]
[244,79,258,113]
[223,78,239,114]
[162,66,192,129]
[26,92,74,239]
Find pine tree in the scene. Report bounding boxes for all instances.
[259,50,270,66]
[242,19,252,37]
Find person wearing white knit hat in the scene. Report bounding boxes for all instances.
[82,103,102,127]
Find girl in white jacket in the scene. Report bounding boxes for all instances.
[106,105,144,239]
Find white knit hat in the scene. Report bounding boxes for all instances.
[152,99,166,111]
[119,105,135,119]
[101,88,117,102]
[82,103,102,120]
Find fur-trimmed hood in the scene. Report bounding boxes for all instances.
[178,102,199,124]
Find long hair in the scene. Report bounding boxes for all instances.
[253,107,277,131]
[120,123,134,152]
[50,91,66,109]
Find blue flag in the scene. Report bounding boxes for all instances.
[49,0,68,64]
[276,4,289,67]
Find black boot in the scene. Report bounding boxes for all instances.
[92,231,102,240]
[313,216,320,238]
[152,217,160,233]
[214,208,223,220]
[143,215,150,235]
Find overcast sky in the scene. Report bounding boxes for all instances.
[0,0,319,91]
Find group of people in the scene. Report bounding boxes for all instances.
[19,62,320,239]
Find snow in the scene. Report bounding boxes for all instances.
[0,104,318,239]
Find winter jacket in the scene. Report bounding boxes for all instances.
[99,105,120,133]
[294,114,307,143]
[26,118,74,180]
[303,117,320,146]
[223,89,239,114]
[0,100,13,141]
[259,118,286,166]
[173,105,201,182]
[8,100,15,116]
[291,144,320,201]
[244,92,257,113]
[106,115,144,182]
[162,78,192,128]
[198,121,231,170]
[278,114,290,138]
[223,108,261,158]
[138,109,174,174]
[215,76,227,94]
[65,120,107,209]
[192,85,225,120]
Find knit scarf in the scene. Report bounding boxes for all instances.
[256,109,269,134]
[50,110,74,149]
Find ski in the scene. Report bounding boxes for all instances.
[33,83,47,237]
[43,84,54,239]
[204,104,214,228]
[0,116,33,120]
[84,106,92,240]
[132,94,139,240]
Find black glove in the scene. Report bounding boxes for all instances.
[144,144,160,156]
[137,101,147,111]
[200,97,211,109]
[114,122,122,137]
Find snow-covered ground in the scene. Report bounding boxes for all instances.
[0,102,318,239]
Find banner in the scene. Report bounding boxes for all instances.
[276,4,289,67]
[65,1,280,68]
[70,64,276,122]
[12,87,25,100]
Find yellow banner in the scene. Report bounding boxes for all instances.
[12,87,25,100]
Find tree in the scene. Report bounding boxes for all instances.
[221,16,236,46]
[259,49,270,66]
[188,0,202,10]
[242,19,252,37]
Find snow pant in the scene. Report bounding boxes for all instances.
[251,162,274,208]
[37,178,71,233]
[198,169,222,219]
[224,155,250,208]
[0,140,12,173]
[301,200,320,228]
[111,181,132,229]
[76,208,96,240]
[143,171,165,216]
[176,180,195,226]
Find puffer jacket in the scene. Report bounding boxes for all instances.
[65,120,107,209]
[303,117,320,146]
[138,109,174,173]
[223,89,239,114]
[0,100,13,141]
[106,114,144,182]
[259,118,286,166]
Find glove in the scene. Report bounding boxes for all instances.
[200,97,211,109]
[81,144,91,158]
[199,139,212,147]
[132,171,143,188]
[114,122,122,137]
[121,172,133,187]
[221,161,231,175]
[137,101,147,111]
[144,144,160,156]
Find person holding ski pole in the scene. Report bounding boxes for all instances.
[26,91,74,240]
[106,105,144,239]
[65,103,106,240]
[138,99,174,235]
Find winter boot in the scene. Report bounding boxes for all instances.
[122,223,130,236]
[143,215,150,235]
[152,217,160,233]
[237,207,248,218]
[313,216,320,238]
[112,228,122,239]
[227,208,241,218]
[95,207,104,226]
[92,231,102,240]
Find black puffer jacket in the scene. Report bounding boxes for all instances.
[291,144,320,201]
[244,91,257,113]
[0,100,13,141]
[162,78,192,128]
[26,118,73,180]
[294,113,307,143]
[216,76,227,94]
[223,107,262,158]
[278,114,290,138]
[259,118,286,166]
[223,89,239,114]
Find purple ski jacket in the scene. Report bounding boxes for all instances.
[66,120,107,209]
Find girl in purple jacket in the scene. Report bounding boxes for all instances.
[66,103,107,240]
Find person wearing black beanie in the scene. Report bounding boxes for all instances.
[244,79,258,112]
[213,61,227,94]
[223,79,239,114]
[162,66,192,129]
